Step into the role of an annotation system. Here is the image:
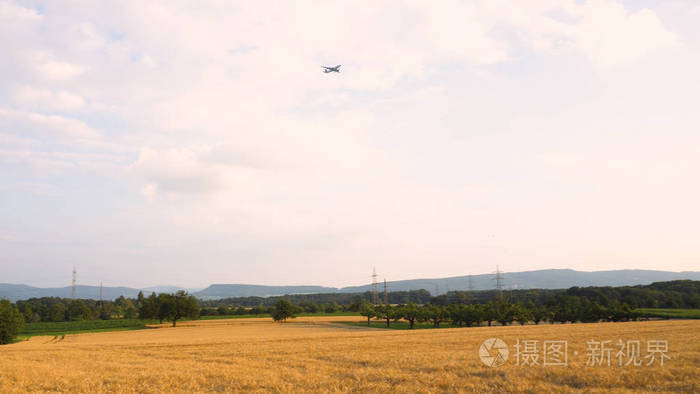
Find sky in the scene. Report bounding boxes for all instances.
[1,0,699,289]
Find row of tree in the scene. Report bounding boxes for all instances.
[355,298,641,329]
[10,291,200,327]
[15,296,139,323]
[199,300,347,317]
[200,290,433,309]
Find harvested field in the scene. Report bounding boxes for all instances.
[1,317,697,393]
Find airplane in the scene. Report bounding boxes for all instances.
[321,64,341,73]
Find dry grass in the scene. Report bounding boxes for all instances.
[0,316,697,393]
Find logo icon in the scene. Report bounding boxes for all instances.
[479,338,509,367]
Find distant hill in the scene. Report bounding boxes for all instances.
[194,284,337,298]
[0,284,142,302]
[192,269,700,299]
[3,269,699,302]
[141,286,204,294]
[336,269,700,295]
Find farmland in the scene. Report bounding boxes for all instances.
[19,319,152,338]
[0,316,697,392]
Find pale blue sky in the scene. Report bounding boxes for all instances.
[1,1,699,288]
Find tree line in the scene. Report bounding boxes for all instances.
[1,280,697,344]
[199,280,699,314]
[355,298,641,329]
[14,296,139,323]
[199,289,433,308]
[10,291,199,327]
[8,280,699,323]
[432,280,700,309]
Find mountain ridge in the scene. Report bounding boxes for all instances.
[2,269,699,302]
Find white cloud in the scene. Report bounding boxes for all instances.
[69,23,106,51]
[0,1,41,21]
[479,0,679,68]
[0,108,98,139]
[129,147,225,196]
[35,60,87,81]
[421,1,508,64]
[12,85,85,110]
[1,0,699,286]
[574,0,680,68]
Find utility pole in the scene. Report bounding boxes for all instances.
[71,267,77,299]
[468,274,474,291]
[99,281,103,307]
[371,267,379,305]
[383,278,388,305]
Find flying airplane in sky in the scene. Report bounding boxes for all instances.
[321,65,341,73]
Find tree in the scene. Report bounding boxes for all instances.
[0,300,24,345]
[114,295,128,308]
[377,304,396,328]
[400,302,421,329]
[513,304,532,326]
[139,292,158,320]
[493,301,515,326]
[466,304,485,327]
[157,293,174,324]
[170,291,199,326]
[68,300,91,321]
[581,302,606,323]
[425,305,445,327]
[324,301,340,313]
[272,299,296,322]
[447,304,464,327]
[99,303,114,320]
[124,305,138,319]
[483,303,496,326]
[217,306,230,316]
[358,301,375,326]
[532,306,551,325]
[50,303,67,322]
[136,291,145,308]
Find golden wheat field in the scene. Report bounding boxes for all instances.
[0,316,698,393]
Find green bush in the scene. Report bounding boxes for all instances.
[0,299,25,344]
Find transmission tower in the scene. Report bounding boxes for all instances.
[467,274,474,291]
[71,267,77,299]
[371,267,379,305]
[383,278,388,305]
[99,281,103,306]
[494,265,504,300]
